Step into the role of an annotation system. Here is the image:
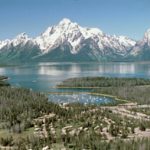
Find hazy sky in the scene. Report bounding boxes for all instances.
[0,0,150,40]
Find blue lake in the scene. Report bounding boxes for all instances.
[0,62,150,104]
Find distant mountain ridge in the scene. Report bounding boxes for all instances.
[0,18,150,63]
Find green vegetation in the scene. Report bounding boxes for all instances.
[57,77,150,87]
[0,76,68,149]
[0,75,10,86]
[57,77,150,104]
[0,76,150,149]
[0,87,49,132]
[93,86,150,104]
[129,107,150,116]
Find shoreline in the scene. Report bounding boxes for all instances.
[47,90,131,104]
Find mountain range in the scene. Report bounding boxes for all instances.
[0,18,150,63]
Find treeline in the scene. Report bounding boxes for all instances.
[93,86,150,104]
[0,86,68,133]
[57,77,150,87]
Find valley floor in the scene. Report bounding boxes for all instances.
[1,76,150,149]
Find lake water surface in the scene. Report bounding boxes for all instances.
[1,62,150,104]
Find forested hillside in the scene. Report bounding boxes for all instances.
[0,76,150,149]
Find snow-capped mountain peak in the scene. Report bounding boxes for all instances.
[0,32,32,50]
[35,18,82,53]
[12,32,30,47]
[144,29,150,45]
[129,29,150,56]
[58,18,72,25]
[15,32,29,40]
[34,18,136,55]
